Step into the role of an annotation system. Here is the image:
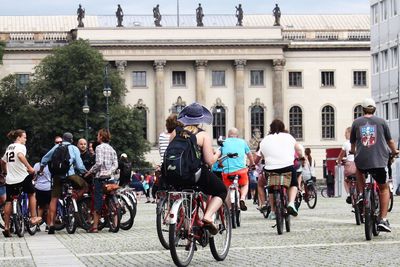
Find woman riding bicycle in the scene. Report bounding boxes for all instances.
[166,102,227,235]
[255,119,303,217]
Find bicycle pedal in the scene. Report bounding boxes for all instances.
[272,224,276,228]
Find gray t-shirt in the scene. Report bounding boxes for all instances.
[350,115,391,169]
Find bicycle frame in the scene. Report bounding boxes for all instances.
[228,176,240,204]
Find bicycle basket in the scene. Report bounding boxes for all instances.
[267,172,291,188]
[103,183,120,193]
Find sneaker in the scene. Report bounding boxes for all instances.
[2,230,12,238]
[45,225,49,232]
[239,200,247,211]
[268,211,276,220]
[287,203,298,217]
[48,226,55,235]
[377,219,391,232]
[346,196,351,204]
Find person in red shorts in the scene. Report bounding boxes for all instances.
[221,128,255,211]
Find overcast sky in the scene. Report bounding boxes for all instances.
[0,0,370,16]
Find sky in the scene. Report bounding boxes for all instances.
[0,0,370,16]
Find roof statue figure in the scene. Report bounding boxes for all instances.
[153,4,162,27]
[272,3,281,26]
[236,4,243,26]
[116,4,124,27]
[77,4,85,28]
[249,128,262,151]
[196,3,204,27]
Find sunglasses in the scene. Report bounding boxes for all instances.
[55,141,62,144]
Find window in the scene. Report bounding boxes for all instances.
[392,102,399,119]
[354,105,363,119]
[170,96,186,114]
[212,71,225,86]
[381,50,388,71]
[373,53,379,73]
[321,105,335,139]
[390,0,398,16]
[353,71,367,87]
[172,71,186,87]
[382,0,388,20]
[136,107,147,139]
[321,71,335,87]
[16,74,30,90]
[132,71,146,87]
[372,3,379,24]
[383,102,389,120]
[391,46,398,68]
[212,106,226,139]
[250,70,264,86]
[289,106,303,140]
[288,72,302,87]
[250,105,265,138]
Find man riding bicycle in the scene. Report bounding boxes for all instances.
[221,128,255,211]
[350,98,399,232]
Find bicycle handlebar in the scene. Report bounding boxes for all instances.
[218,153,238,162]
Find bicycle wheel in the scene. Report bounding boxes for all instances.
[372,190,380,237]
[235,191,240,227]
[54,200,66,231]
[274,191,283,235]
[364,190,372,240]
[117,194,134,230]
[107,196,121,233]
[125,191,137,224]
[65,198,77,234]
[77,196,92,231]
[13,201,24,237]
[210,203,232,261]
[351,188,361,225]
[156,197,170,249]
[321,188,328,198]
[388,191,393,212]
[294,191,302,210]
[306,184,317,209]
[284,194,290,233]
[169,197,194,267]
[0,204,5,229]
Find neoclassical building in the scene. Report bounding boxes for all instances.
[0,14,371,170]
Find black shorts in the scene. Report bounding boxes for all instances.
[358,167,387,185]
[36,189,51,207]
[6,174,35,202]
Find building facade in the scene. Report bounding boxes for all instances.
[370,0,400,143]
[0,14,371,170]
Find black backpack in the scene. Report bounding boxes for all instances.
[49,144,71,176]
[162,127,202,184]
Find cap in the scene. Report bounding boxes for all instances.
[362,98,376,108]
[121,153,127,158]
[62,132,73,143]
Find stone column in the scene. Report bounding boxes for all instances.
[115,60,127,104]
[234,59,247,137]
[153,60,166,143]
[194,60,208,104]
[272,59,286,121]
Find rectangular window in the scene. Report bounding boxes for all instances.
[392,102,399,119]
[250,70,264,86]
[132,71,146,87]
[373,53,380,73]
[288,72,302,87]
[353,71,367,87]
[382,0,388,20]
[383,102,389,120]
[391,46,398,68]
[211,71,225,86]
[382,50,389,71]
[321,71,335,87]
[372,3,379,24]
[16,73,30,90]
[390,0,398,16]
[172,71,186,87]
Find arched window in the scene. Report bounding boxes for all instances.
[353,105,363,119]
[134,99,148,140]
[289,106,303,140]
[170,96,186,114]
[212,98,226,139]
[250,98,265,137]
[322,105,335,139]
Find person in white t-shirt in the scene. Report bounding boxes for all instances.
[0,129,41,237]
[255,119,304,217]
[336,127,355,204]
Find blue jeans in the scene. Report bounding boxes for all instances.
[93,179,105,212]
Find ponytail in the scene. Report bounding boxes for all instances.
[7,129,25,141]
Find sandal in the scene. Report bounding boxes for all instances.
[2,230,12,238]
[87,227,98,233]
[202,219,219,235]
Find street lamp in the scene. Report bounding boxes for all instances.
[82,85,90,141]
[103,65,112,131]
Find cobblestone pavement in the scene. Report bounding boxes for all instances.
[1,195,400,266]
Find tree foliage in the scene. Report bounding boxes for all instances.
[0,40,150,164]
[0,41,5,64]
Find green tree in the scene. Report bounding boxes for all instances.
[0,40,150,163]
[0,41,5,64]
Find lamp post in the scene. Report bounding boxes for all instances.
[82,86,90,141]
[103,65,112,132]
